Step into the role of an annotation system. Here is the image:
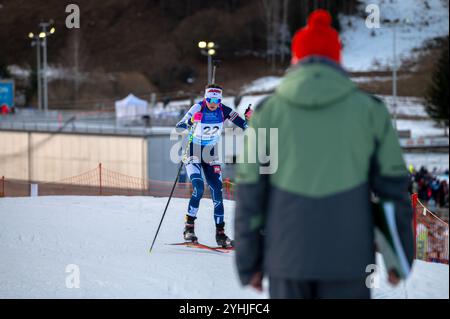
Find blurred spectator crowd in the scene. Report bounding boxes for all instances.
[409,166,449,209]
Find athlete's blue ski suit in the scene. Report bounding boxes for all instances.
[176,100,248,225]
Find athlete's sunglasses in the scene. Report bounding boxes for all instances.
[206,98,221,104]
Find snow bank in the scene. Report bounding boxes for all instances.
[397,119,446,137]
[377,95,428,118]
[241,77,283,95]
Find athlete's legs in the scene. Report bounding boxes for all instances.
[202,163,224,226]
[185,163,204,219]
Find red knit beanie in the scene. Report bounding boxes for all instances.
[291,9,342,65]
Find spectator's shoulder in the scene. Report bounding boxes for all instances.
[369,94,385,106]
[353,89,389,117]
[354,87,383,104]
[253,95,274,114]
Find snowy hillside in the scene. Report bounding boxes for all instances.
[0,196,448,299]
[237,0,449,74]
[340,0,449,71]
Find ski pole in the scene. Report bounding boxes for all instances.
[149,123,197,254]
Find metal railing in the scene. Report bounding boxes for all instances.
[0,109,179,136]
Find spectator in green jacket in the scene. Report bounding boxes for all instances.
[234,9,414,299]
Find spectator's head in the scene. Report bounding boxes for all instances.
[291,9,342,65]
[1,104,9,114]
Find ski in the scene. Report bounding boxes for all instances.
[168,242,233,253]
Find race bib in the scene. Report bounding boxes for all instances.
[192,121,223,145]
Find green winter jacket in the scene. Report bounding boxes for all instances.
[234,58,414,284]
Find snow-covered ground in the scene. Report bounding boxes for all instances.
[374,254,449,299]
[0,196,448,299]
[340,0,449,71]
[397,119,446,137]
[379,95,429,118]
[0,196,264,299]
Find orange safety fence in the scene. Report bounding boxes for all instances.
[0,163,237,200]
[412,193,449,264]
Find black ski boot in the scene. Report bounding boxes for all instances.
[183,215,198,243]
[215,222,234,248]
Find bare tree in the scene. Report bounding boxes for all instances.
[260,0,272,65]
[60,29,89,100]
[279,0,290,64]
[260,0,291,69]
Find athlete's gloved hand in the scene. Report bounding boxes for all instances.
[244,105,253,121]
[175,122,189,133]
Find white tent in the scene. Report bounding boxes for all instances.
[115,94,149,124]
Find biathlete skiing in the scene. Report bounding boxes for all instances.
[175,84,252,248]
